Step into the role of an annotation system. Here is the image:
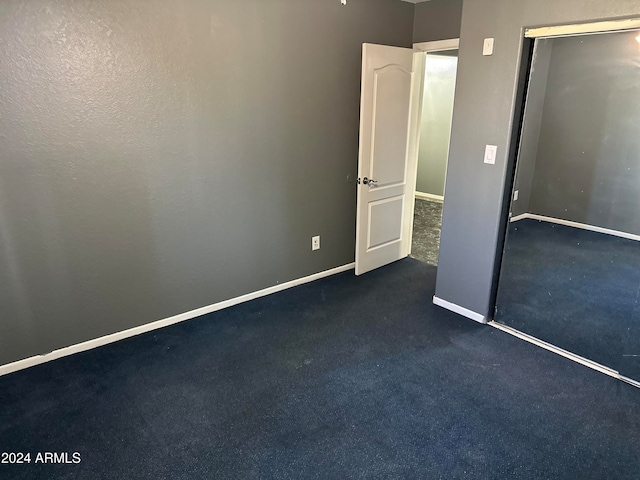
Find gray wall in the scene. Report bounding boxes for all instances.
[527,31,640,234]
[435,0,640,319]
[416,53,458,197]
[413,0,463,43]
[0,0,414,365]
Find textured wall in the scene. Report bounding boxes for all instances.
[528,31,640,234]
[413,0,463,43]
[0,0,414,365]
[435,0,640,318]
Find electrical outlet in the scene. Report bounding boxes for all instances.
[513,190,519,201]
[312,236,320,251]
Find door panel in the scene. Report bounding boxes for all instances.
[371,67,412,187]
[355,43,418,276]
[368,196,404,249]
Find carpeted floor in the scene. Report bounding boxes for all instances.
[495,218,640,380]
[1,258,639,479]
[410,198,442,265]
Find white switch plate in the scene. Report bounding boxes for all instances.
[513,190,519,201]
[312,236,320,251]
[483,38,494,56]
[484,145,497,165]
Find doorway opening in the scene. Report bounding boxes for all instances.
[354,40,459,276]
[409,40,459,266]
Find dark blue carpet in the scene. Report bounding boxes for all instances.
[495,218,640,378]
[1,258,639,479]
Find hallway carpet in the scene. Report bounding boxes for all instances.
[1,259,639,479]
[410,198,442,265]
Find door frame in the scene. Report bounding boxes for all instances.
[407,39,459,255]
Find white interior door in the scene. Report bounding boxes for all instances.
[355,43,421,276]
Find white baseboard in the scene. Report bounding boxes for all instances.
[509,213,529,223]
[509,213,640,242]
[433,296,486,324]
[415,192,444,203]
[0,262,356,377]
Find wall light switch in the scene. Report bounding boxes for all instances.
[484,145,497,165]
[483,38,495,56]
[513,190,519,201]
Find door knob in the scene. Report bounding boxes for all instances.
[363,177,378,187]
[358,177,378,187]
